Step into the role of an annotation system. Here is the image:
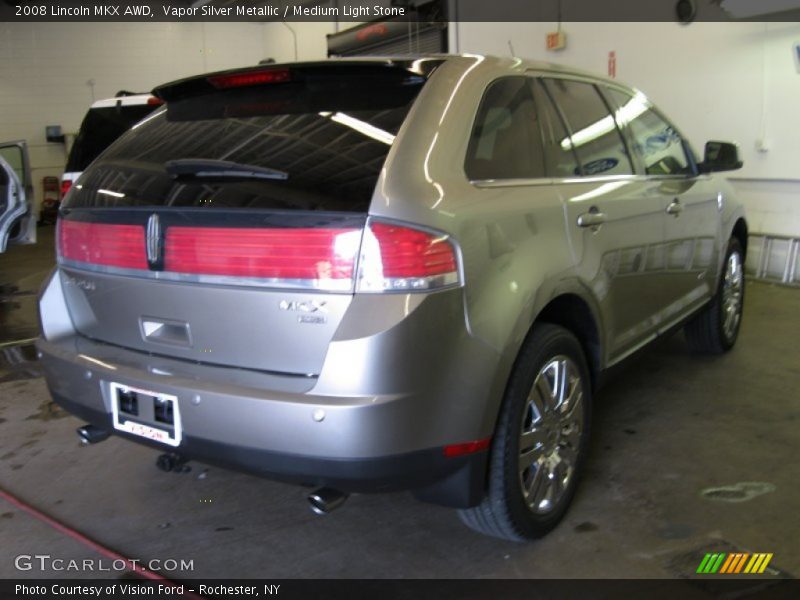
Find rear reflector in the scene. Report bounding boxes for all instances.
[164,227,360,291]
[57,220,147,270]
[357,221,460,292]
[208,68,291,90]
[443,438,491,458]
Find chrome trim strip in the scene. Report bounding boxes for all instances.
[145,213,160,266]
[470,172,700,189]
[57,258,356,293]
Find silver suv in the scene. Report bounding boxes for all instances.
[37,56,746,541]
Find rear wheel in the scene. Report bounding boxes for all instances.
[685,238,744,354]
[458,324,591,541]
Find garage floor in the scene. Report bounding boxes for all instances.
[0,228,797,581]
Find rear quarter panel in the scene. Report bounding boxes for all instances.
[369,57,591,432]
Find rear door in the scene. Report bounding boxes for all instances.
[603,86,720,326]
[0,140,35,252]
[541,77,668,362]
[56,62,435,375]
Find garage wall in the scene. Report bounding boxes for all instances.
[452,22,800,238]
[4,19,798,243]
[0,22,271,214]
[260,21,337,62]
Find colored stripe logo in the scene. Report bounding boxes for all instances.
[696,553,773,574]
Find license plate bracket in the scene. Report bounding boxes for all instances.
[110,382,182,447]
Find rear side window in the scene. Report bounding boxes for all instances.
[465,77,545,180]
[63,66,429,213]
[65,104,158,172]
[605,88,693,176]
[543,79,633,177]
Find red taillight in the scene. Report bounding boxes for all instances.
[443,437,491,458]
[60,179,73,199]
[208,68,291,90]
[57,220,147,270]
[164,227,360,290]
[357,221,460,292]
[147,96,164,105]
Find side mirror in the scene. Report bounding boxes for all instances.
[699,141,743,173]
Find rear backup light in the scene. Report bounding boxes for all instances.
[164,227,361,291]
[208,68,291,90]
[57,220,147,270]
[357,221,460,292]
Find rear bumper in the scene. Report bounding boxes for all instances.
[51,390,486,500]
[37,334,490,507]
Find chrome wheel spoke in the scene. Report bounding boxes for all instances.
[549,460,566,502]
[519,445,541,474]
[525,460,546,500]
[535,369,557,411]
[531,463,551,508]
[553,360,569,409]
[561,380,582,419]
[520,428,546,452]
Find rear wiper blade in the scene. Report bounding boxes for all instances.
[164,159,288,181]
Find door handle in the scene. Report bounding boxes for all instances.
[577,209,607,228]
[666,198,682,216]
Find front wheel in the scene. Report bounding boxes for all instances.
[458,324,592,541]
[685,238,744,354]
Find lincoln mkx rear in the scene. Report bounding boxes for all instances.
[37,56,747,541]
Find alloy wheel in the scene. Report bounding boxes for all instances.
[518,355,584,514]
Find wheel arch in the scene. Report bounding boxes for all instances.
[534,293,602,391]
[731,217,748,259]
[482,285,605,435]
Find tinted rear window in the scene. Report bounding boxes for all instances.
[65,104,158,172]
[465,77,545,180]
[63,67,428,213]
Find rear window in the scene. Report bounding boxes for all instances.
[63,65,430,213]
[65,104,158,172]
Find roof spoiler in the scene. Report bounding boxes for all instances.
[152,59,443,103]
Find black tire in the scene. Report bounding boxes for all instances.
[458,323,592,541]
[684,238,744,354]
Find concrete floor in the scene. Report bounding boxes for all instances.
[0,229,797,581]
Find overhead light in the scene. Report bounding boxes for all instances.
[319,112,396,145]
[561,91,649,151]
[98,189,125,198]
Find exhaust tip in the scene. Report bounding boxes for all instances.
[77,424,110,445]
[308,488,348,516]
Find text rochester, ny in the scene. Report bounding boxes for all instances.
[15,584,282,597]
[41,4,408,18]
